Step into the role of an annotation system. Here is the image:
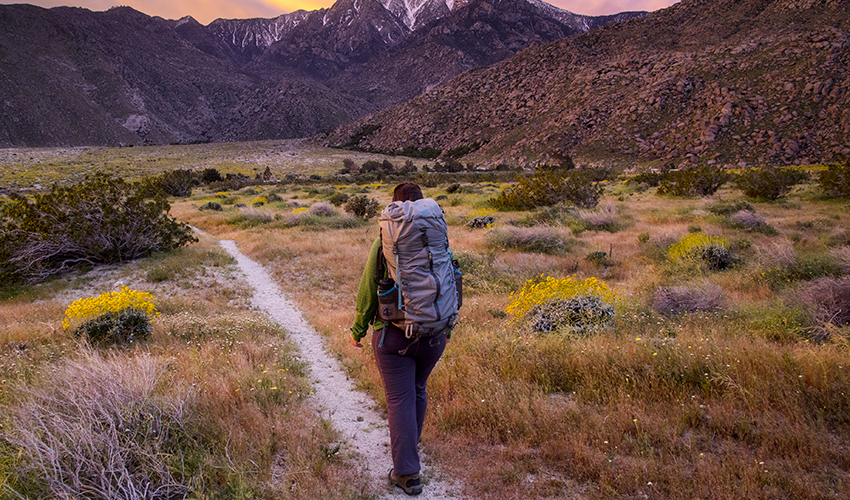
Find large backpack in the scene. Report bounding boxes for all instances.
[376,198,460,338]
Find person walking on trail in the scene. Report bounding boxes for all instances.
[350,182,460,496]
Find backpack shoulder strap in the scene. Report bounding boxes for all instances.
[374,230,386,283]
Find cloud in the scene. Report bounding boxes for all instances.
[6,0,681,24]
[549,0,680,16]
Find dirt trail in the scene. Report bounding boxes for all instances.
[219,240,459,499]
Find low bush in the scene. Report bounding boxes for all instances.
[142,169,196,198]
[657,166,732,197]
[625,171,664,187]
[833,246,850,274]
[707,200,755,216]
[199,201,222,211]
[344,194,380,219]
[757,253,842,289]
[784,277,850,337]
[467,216,495,229]
[228,209,274,228]
[668,232,733,270]
[199,168,222,184]
[576,203,619,232]
[327,192,350,206]
[818,161,850,198]
[485,226,573,254]
[735,167,810,200]
[652,281,728,317]
[2,352,195,499]
[729,209,775,233]
[73,308,153,345]
[490,168,604,210]
[0,173,196,283]
[309,201,336,216]
[506,275,617,333]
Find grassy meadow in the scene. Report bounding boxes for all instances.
[2,143,850,499]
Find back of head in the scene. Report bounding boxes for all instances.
[392,183,423,202]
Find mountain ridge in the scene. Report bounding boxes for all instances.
[323,0,850,167]
[0,0,644,148]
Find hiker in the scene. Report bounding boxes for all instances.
[350,182,459,496]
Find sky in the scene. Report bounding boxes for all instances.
[1,0,680,25]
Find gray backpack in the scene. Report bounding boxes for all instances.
[376,198,460,338]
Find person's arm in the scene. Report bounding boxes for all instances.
[351,238,382,344]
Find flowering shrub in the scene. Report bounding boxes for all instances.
[668,233,732,270]
[252,196,269,207]
[468,216,496,229]
[506,275,617,332]
[63,287,159,344]
[293,207,309,214]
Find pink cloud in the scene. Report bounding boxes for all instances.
[549,0,680,16]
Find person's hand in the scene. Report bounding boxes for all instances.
[350,336,363,348]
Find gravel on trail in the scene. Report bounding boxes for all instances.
[219,240,459,499]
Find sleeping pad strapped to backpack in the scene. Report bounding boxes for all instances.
[377,198,460,338]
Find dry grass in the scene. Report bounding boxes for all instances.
[7,154,850,499]
[0,236,367,499]
[176,177,850,499]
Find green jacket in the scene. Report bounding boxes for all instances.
[351,238,386,342]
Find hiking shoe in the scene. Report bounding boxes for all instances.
[389,469,423,496]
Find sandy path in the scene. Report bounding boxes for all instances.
[219,240,459,499]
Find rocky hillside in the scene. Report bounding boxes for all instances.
[0,0,641,148]
[325,0,850,168]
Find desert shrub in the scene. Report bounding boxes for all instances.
[0,173,196,283]
[490,168,604,210]
[252,196,268,207]
[707,200,755,216]
[63,286,159,329]
[327,192,350,206]
[344,194,380,219]
[141,169,196,198]
[506,275,617,333]
[485,226,573,254]
[626,171,664,187]
[753,238,797,270]
[576,203,619,231]
[833,246,850,274]
[228,209,274,228]
[758,253,842,289]
[467,216,495,229]
[784,277,850,333]
[652,281,728,317]
[668,233,733,270]
[657,166,732,197]
[309,201,336,216]
[73,308,153,345]
[199,201,222,211]
[729,209,776,233]
[637,232,651,243]
[735,167,809,200]
[585,250,610,267]
[199,168,222,184]
[818,161,850,198]
[446,183,461,194]
[1,352,194,499]
[432,159,464,173]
